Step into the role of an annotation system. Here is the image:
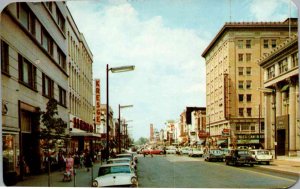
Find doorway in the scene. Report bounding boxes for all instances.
[277,129,286,156]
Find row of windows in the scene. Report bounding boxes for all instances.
[237,39,277,49]
[238,108,252,117]
[1,40,66,106]
[238,94,252,102]
[238,80,252,89]
[263,39,277,49]
[238,53,252,62]
[237,40,252,49]
[44,2,65,34]
[236,125,256,132]
[238,67,252,76]
[16,3,66,71]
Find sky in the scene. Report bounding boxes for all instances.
[66,0,298,141]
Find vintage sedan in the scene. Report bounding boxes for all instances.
[142,148,164,155]
[107,158,137,171]
[188,148,204,157]
[179,147,191,155]
[92,163,138,187]
[225,149,256,166]
[204,149,224,161]
[116,153,137,163]
[249,149,273,165]
[166,146,177,154]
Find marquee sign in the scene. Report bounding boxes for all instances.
[95,79,101,125]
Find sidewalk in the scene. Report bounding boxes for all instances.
[14,161,103,187]
[256,156,300,176]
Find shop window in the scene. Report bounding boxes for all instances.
[1,40,9,75]
[42,73,54,98]
[18,54,37,90]
[3,135,15,172]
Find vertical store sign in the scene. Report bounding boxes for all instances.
[95,79,101,125]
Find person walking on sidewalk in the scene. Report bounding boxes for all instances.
[84,152,93,172]
[64,153,74,181]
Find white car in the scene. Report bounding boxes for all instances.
[107,158,137,171]
[179,147,191,155]
[249,149,273,165]
[188,148,204,157]
[92,163,138,187]
[166,146,177,154]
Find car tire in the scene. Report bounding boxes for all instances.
[160,152,163,155]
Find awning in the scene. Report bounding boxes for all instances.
[237,139,259,144]
[281,85,289,92]
[70,128,101,137]
[217,139,227,145]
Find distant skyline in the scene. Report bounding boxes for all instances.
[0,0,295,141]
[66,0,298,141]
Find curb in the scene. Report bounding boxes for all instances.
[255,165,300,177]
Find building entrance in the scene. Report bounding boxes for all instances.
[277,129,286,155]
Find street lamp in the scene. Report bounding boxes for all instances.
[272,101,277,159]
[118,104,133,154]
[106,64,135,160]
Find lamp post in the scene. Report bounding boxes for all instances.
[118,104,133,154]
[272,101,277,159]
[106,64,135,160]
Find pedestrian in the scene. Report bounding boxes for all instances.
[74,152,80,169]
[163,146,166,156]
[84,152,92,172]
[64,153,74,181]
[57,151,65,171]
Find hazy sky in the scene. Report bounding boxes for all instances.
[66,0,298,140]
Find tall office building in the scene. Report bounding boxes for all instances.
[202,18,297,148]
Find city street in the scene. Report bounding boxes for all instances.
[137,154,298,188]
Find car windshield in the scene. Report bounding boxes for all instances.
[257,150,270,155]
[98,166,131,176]
[211,150,222,154]
[237,150,249,155]
[107,160,130,164]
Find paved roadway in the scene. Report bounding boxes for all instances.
[137,154,299,188]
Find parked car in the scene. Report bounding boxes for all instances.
[179,147,191,155]
[166,146,177,154]
[249,149,273,165]
[107,158,137,171]
[204,149,224,162]
[225,149,256,167]
[116,153,136,163]
[92,163,138,187]
[188,148,204,157]
[142,148,164,155]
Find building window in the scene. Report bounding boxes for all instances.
[17,3,35,35]
[42,73,54,98]
[239,94,244,102]
[271,39,276,48]
[292,52,298,67]
[56,7,65,33]
[247,108,252,116]
[238,67,244,75]
[246,80,252,89]
[237,40,243,48]
[238,54,244,62]
[246,67,251,75]
[267,66,275,79]
[41,28,53,55]
[246,94,252,102]
[246,40,251,48]
[246,53,251,62]
[279,58,288,74]
[59,86,66,106]
[238,81,244,89]
[263,39,269,48]
[18,54,36,90]
[45,2,53,12]
[239,108,244,117]
[251,125,255,131]
[236,125,241,131]
[57,48,66,70]
[1,40,9,74]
